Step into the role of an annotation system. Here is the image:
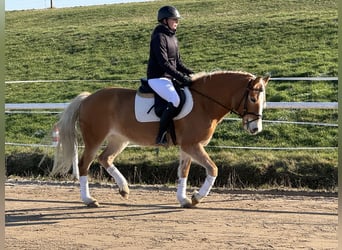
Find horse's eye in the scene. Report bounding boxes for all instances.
[250,96,257,103]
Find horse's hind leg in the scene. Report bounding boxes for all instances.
[177,150,193,208]
[78,144,102,207]
[98,135,130,199]
[181,143,217,206]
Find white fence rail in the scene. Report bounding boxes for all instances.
[5,77,338,110]
[4,102,338,110]
[5,77,338,150]
[4,77,339,84]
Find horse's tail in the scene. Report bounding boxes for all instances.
[50,92,91,177]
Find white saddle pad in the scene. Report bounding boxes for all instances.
[134,87,193,123]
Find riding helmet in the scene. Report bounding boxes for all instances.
[157,6,181,22]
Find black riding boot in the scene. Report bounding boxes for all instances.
[156,102,177,146]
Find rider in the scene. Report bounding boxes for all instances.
[147,5,194,146]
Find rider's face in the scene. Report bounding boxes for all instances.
[166,18,179,31]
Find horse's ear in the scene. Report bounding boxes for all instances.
[263,75,271,86]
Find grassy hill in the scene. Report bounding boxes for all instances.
[5,0,338,189]
[5,0,338,81]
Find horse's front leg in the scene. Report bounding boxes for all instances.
[177,151,192,208]
[181,144,217,207]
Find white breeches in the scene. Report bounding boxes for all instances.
[148,78,180,107]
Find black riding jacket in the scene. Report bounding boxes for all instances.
[147,24,193,83]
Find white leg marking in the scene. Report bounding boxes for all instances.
[106,165,129,198]
[106,165,128,188]
[198,175,216,198]
[79,176,94,204]
[177,178,188,202]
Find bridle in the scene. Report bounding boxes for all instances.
[190,79,264,125]
[231,79,264,125]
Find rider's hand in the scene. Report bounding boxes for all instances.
[181,75,192,87]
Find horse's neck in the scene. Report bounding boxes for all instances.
[190,87,224,122]
[194,75,245,118]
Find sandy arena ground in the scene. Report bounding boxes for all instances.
[5,179,338,250]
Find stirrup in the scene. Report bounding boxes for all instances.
[156,131,168,146]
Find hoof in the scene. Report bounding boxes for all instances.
[119,185,130,199]
[86,200,100,208]
[191,191,204,206]
[119,190,129,199]
[180,198,193,208]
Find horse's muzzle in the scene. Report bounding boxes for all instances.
[243,117,262,135]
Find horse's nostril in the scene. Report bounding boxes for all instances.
[252,127,258,133]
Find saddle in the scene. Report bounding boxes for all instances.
[138,78,186,117]
[135,78,193,144]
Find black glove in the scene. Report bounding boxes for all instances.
[181,75,192,87]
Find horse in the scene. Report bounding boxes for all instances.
[51,71,270,208]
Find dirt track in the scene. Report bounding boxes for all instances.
[5,179,338,250]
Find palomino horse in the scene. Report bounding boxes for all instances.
[51,71,269,208]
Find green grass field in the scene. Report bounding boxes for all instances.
[5,0,338,189]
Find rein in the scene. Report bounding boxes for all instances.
[190,79,264,122]
[189,87,230,111]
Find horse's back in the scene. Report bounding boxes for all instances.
[81,87,135,110]
[78,87,160,145]
[79,87,137,129]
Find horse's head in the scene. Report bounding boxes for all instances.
[191,71,270,135]
[239,75,270,135]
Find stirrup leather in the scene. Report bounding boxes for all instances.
[156,131,168,145]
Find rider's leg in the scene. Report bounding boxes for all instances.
[148,78,180,145]
[148,78,180,107]
[155,102,177,145]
